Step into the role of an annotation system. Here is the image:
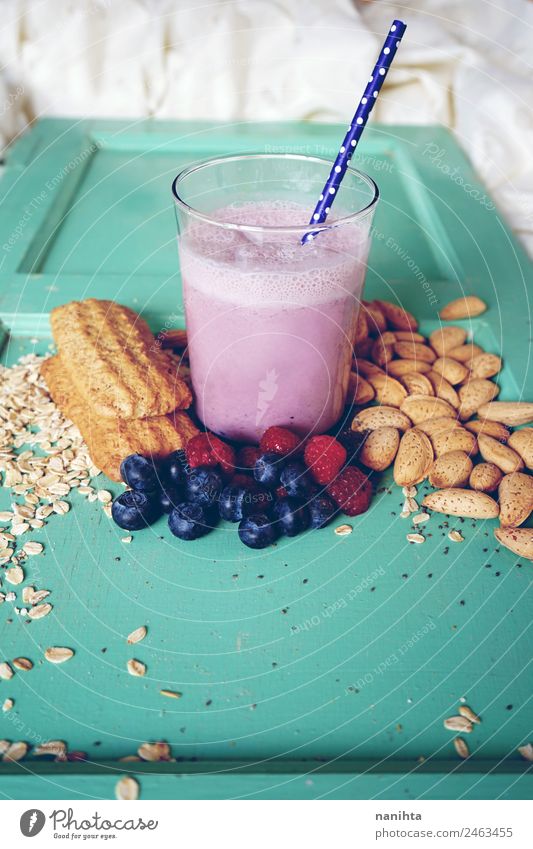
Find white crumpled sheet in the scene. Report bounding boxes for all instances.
[0,0,531,254]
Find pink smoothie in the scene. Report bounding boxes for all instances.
[179,201,369,442]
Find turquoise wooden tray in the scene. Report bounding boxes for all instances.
[0,119,531,800]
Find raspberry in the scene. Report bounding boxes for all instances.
[185,433,235,475]
[260,426,301,457]
[304,435,347,485]
[326,466,372,516]
[237,445,261,471]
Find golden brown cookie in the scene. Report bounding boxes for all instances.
[41,355,198,482]
[49,299,192,419]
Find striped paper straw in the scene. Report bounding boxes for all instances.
[303,19,407,243]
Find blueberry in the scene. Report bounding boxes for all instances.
[219,484,274,522]
[168,502,212,541]
[253,452,285,489]
[159,484,182,514]
[120,454,160,492]
[308,495,338,529]
[279,461,312,498]
[336,428,370,465]
[238,513,278,549]
[186,467,222,507]
[111,490,161,531]
[273,498,309,537]
[165,450,188,487]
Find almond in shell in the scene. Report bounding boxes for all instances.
[432,357,469,386]
[348,373,375,405]
[393,428,434,487]
[477,402,533,427]
[423,488,499,519]
[477,433,524,474]
[416,416,462,437]
[426,370,460,408]
[360,427,400,472]
[400,372,434,396]
[458,379,500,421]
[353,310,369,345]
[465,419,510,442]
[429,326,467,357]
[394,341,436,363]
[446,343,484,364]
[498,472,533,528]
[428,451,473,488]
[386,359,432,376]
[362,301,387,335]
[469,353,502,379]
[394,331,426,343]
[431,428,477,457]
[439,295,487,320]
[508,428,533,469]
[469,462,503,493]
[354,358,385,378]
[375,299,418,331]
[367,373,407,407]
[371,334,395,367]
[352,406,412,432]
[494,527,533,560]
[400,394,456,424]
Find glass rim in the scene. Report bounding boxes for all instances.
[171,152,379,234]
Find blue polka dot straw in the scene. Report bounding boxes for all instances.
[302,19,407,244]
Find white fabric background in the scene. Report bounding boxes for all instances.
[0,0,532,254]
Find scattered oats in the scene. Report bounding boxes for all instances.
[459,705,481,724]
[0,552,13,565]
[444,716,473,733]
[78,486,93,496]
[29,589,50,604]
[406,533,425,545]
[400,510,411,519]
[407,497,418,512]
[14,505,34,520]
[0,593,5,604]
[412,512,430,525]
[160,689,182,699]
[138,742,170,762]
[115,775,139,800]
[0,740,10,755]
[19,607,28,616]
[121,535,133,544]
[87,493,98,502]
[98,490,112,504]
[49,483,70,496]
[36,505,54,519]
[3,741,28,762]
[5,592,16,602]
[25,493,39,505]
[12,657,33,671]
[28,603,52,620]
[0,663,13,680]
[102,504,112,518]
[518,743,533,762]
[127,626,147,645]
[5,565,24,585]
[44,647,74,664]
[454,737,470,759]
[334,524,352,536]
[2,699,13,713]
[29,519,45,529]
[127,659,146,677]
[34,740,67,758]
[11,523,29,536]
[402,486,417,498]
[0,512,13,522]
[53,501,70,515]
[23,541,44,556]
[448,530,464,543]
